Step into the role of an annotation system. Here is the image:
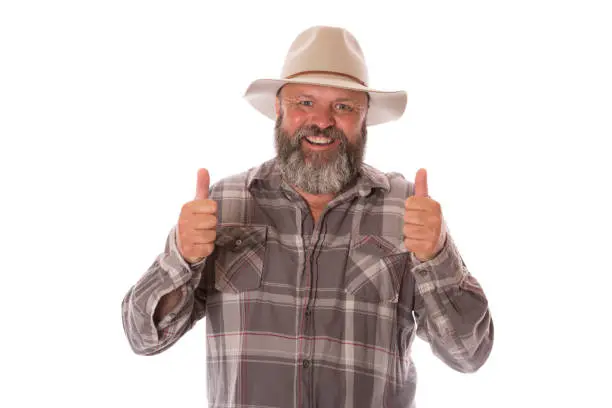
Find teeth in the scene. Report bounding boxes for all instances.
[306,136,333,145]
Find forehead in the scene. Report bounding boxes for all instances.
[280,83,367,101]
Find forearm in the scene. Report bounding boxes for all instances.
[412,232,494,373]
[154,286,184,325]
[121,225,208,356]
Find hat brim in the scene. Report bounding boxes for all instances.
[244,74,407,126]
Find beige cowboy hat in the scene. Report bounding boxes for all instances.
[243,25,408,126]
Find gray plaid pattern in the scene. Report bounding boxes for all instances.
[121,157,494,407]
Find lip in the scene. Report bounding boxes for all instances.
[302,137,339,150]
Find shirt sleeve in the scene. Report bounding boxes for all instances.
[121,224,209,356]
[408,228,494,373]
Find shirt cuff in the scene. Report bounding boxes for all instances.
[410,227,467,293]
[158,225,207,282]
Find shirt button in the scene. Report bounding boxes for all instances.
[231,239,243,251]
[303,359,310,368]
[305,308,312,317]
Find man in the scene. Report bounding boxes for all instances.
[121,25,494,407]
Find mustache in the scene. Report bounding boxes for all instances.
[294,124,347,144]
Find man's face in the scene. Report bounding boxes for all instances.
[274,83,369,195]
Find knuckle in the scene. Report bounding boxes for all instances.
[203,230,216,242]
[205,214,218,227]
[195,218,207,229]
[202,243,215,256]
[197,199,216,213]
[206,204,216,214]
[182,201,193,213]
[208,199,218,213]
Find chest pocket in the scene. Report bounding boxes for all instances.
[344,235,407,303]
[212,224,268,294]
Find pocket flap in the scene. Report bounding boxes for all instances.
[345,235,405,303]
[213,224,267,293]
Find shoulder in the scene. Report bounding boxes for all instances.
[360,163,415,199]
[386,170,416,199]
[209,159,275,200]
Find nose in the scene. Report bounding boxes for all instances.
[308,106,336,129]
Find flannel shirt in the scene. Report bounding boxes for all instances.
[121,157,494,408]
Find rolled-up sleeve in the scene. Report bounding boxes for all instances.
[121,224,208,356]
[410,230,494,373]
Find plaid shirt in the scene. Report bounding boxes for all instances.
[121,157,494,408]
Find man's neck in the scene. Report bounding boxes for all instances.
[293,186,334,210]
[293,186,335,223]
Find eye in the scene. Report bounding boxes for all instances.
[335,103,354,112]
[298,100,313,107]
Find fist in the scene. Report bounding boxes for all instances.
[177,168,218,264]
[403,168,445,262]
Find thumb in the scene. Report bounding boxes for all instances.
[414,168,428,197]
[195,168,210,200]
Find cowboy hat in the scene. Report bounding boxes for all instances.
[243,25,408,126]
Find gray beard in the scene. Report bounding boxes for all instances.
[274,114,367,195]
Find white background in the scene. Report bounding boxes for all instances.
[1,1,611,407]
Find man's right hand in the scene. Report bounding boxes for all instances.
[177,168,218,264]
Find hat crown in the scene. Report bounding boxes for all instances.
[281,26,369,86]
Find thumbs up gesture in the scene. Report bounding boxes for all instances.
[177,169,218,264]
[403,168,445,262]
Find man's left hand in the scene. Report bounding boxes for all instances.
[403,168,445,262]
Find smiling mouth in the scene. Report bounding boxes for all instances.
[304,135,335,146]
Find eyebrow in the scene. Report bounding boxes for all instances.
[291,94,360,103]
[334,98,359,103]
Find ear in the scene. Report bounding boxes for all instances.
[275,85,285,118]
[275,97,280,118]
